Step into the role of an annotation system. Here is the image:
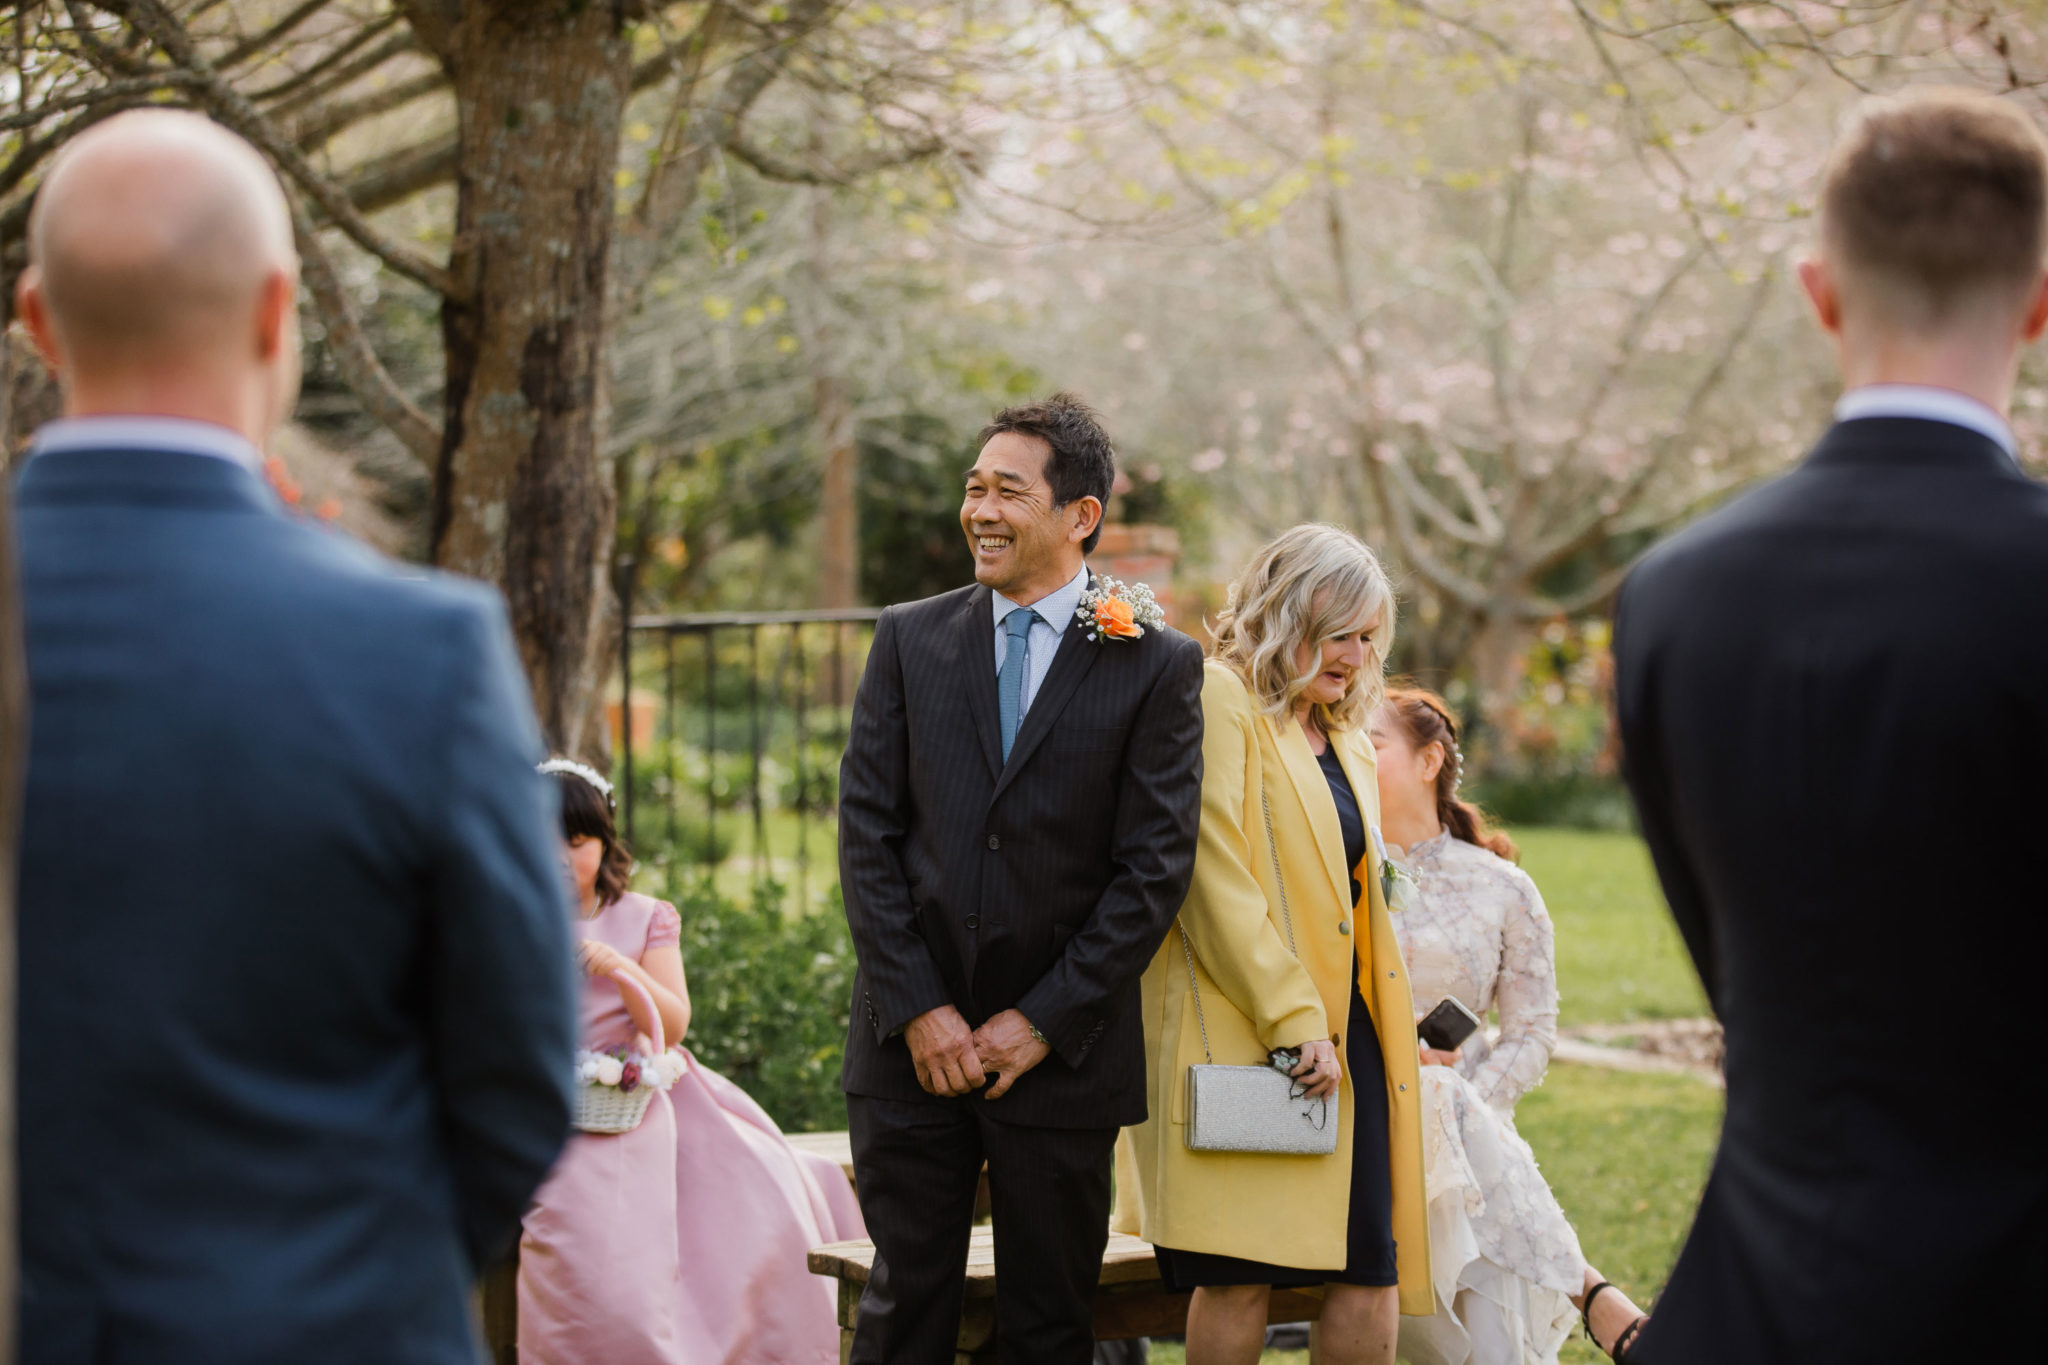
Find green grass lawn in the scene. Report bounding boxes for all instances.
[1516,828,1707,1027]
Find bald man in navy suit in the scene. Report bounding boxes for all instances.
[11,111,574,1365]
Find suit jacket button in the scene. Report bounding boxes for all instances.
[1338,922,1351,935]
[966,915,980,930]
[986,834,1001,850]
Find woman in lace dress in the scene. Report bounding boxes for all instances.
[1370,690,1650,1364]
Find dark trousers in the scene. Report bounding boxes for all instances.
[847,1093,1118,1365]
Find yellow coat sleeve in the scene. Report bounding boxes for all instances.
[1177,666,1328,1053]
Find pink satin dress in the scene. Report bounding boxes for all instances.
[516,892,866,1365]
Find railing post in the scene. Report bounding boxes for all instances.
[702,630,716,870]
[663,631,678,859]
[615,556,637,846]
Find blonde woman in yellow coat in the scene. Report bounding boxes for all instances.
[1115,524,1429,1365]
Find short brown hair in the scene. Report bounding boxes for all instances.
[1821,87,2048,326]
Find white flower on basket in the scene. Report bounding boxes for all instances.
[593,1055,625,1087]
[575,1056,603,1085]
[647,1051,689,1087]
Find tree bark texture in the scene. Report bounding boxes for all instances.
[431,0,631,756]
[1,475,24,1361]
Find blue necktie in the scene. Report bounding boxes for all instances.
[998,607,1040,763]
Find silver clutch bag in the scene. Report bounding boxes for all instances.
[1178,787,1339,1157]
[1185,1058,1337,1155]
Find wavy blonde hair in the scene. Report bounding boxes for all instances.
[1210,524,1396,732]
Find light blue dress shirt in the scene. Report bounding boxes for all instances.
[1834,384,2016,459]
[30,415,265,473]
[992,561,1091,718]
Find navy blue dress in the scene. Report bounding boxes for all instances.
[1152,741,1398,1290]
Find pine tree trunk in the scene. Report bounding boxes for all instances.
[431,0,631,756]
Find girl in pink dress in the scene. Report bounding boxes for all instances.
[517,760,864,1365]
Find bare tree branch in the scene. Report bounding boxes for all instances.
[340,130,455,213]
[284,59,439,148]
[723,124,943,185]
[215,0,333,71]
[391,0,458,65]
[1384,441,1498,548]
[1359,430,1499,611]
[289,196,441,464]
[1523,265,1779,579]
[99,0,452,294]
[0,69,200,132]
[253,17,411,115]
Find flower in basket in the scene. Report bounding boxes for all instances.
[1074,575,1166,644]
[576,1046,688,1093]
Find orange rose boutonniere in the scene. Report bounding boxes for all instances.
[1096,596,1140,639]
[1074,575,1166,644]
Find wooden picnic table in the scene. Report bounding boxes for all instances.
[808,1225,1325,1363]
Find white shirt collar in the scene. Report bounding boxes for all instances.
[30,416,265,474]
[992,560,1092,634]
[1833,385,2015,458]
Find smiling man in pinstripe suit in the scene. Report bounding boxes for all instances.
[838,393,1206,1364]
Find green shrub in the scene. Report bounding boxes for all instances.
[655,870,855,1134]
[1468,772,1636,832]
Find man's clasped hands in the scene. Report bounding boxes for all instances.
[904,1005,1049,1100]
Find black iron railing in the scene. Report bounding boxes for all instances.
[617,608,882,907]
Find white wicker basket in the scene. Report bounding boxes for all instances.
[574,970,667,1136]
[575,1075,659,1135]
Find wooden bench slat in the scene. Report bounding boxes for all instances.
[809,1228,1160,1291]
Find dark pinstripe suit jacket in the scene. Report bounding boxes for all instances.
[838,578,1205,1128]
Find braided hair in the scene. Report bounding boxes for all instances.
[1380,686,1518,863]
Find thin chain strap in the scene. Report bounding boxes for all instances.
[1179,769,1298,1067]
[1178,924,1212,1064]
[1260,785,1296,955]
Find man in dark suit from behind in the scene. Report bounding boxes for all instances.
[1614,89,2048,1364]
[11,111,575,1363]
[837,394,1205,1364]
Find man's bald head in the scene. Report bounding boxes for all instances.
[27,110,297,369]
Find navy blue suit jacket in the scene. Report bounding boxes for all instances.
[12,447,577,1364]
[1614,419,2048,1363]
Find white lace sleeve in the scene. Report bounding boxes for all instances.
[1470,872,1558,1110]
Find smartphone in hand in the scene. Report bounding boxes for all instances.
[1417,996,1483,1053]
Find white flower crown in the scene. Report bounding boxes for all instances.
[538,757,615,799]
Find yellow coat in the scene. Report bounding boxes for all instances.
[1113,662,1431,1314]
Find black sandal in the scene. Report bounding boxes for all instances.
[1582,1281,1651,1362]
